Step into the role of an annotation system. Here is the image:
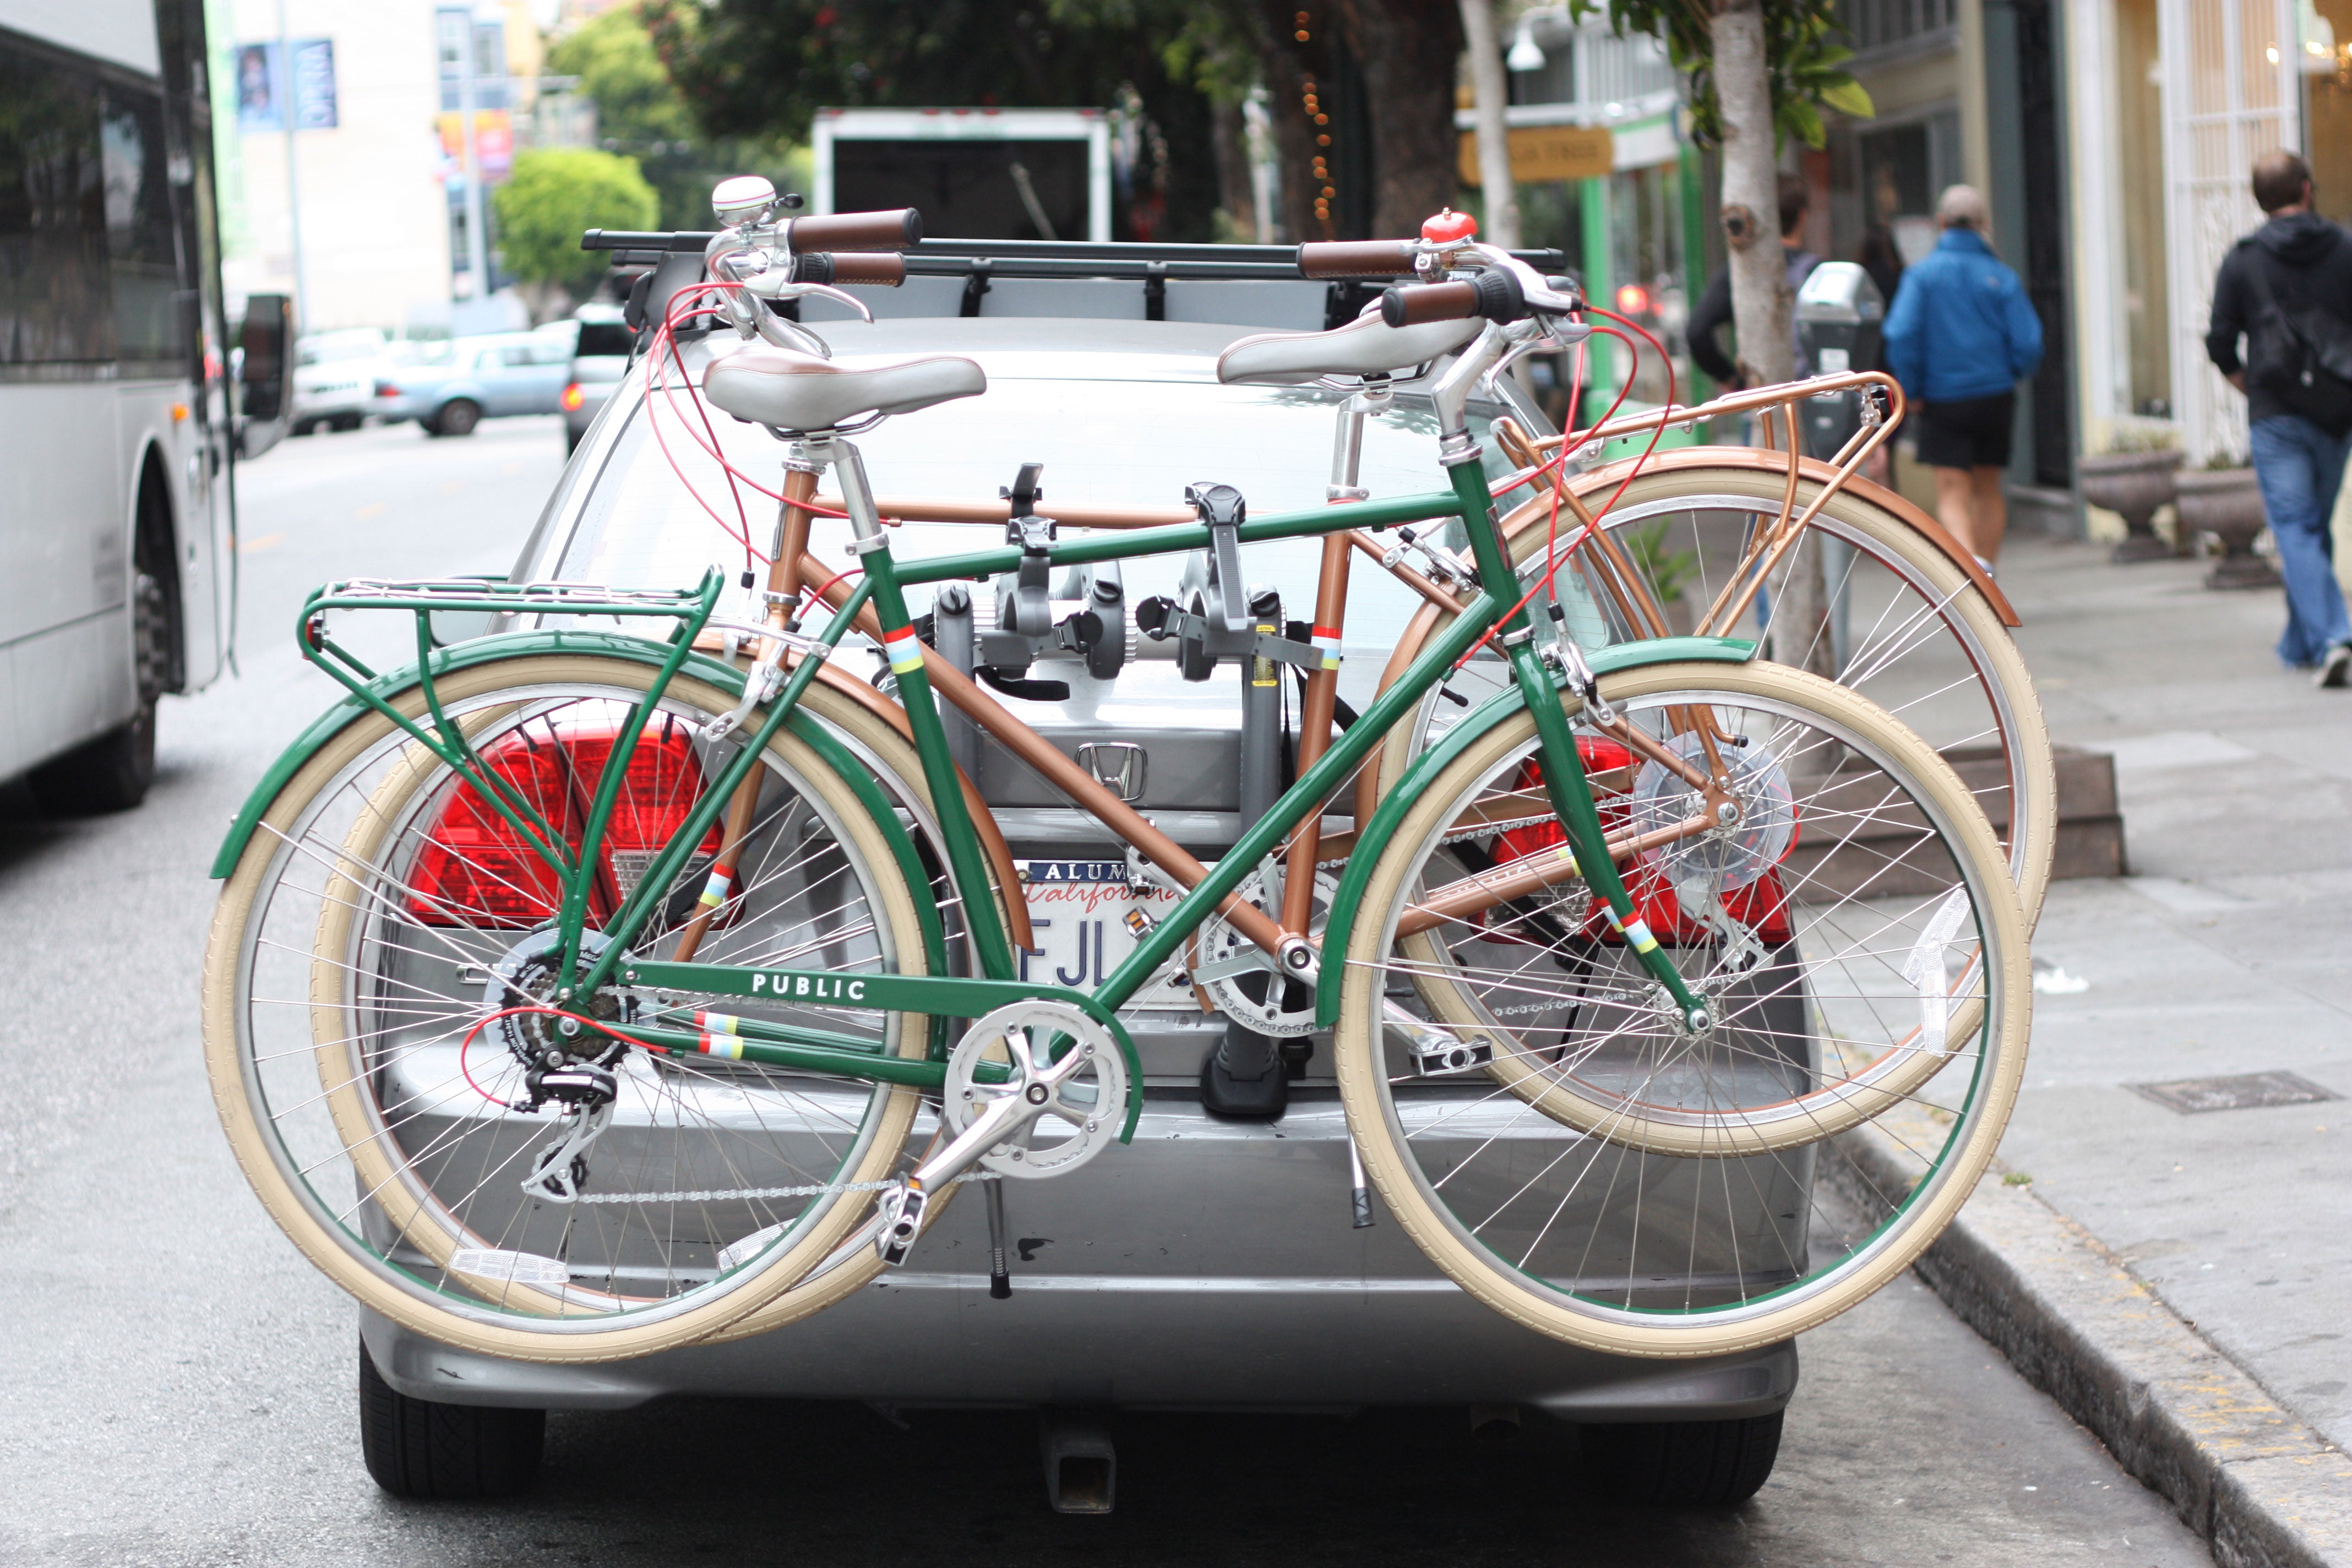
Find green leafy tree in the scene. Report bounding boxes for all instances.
[1570,0,1872,674]
[641,0,1236,241]
[548,4,804,232]
[492,146,659,299]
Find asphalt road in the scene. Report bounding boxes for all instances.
[0,416,2212,1566]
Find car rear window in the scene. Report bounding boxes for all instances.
[575,322,634,358]
[552,350,1538,673]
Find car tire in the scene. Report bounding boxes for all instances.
[1580,1411,1784,1508]
[28,569,166,814]
[331,413,363,432]
[358,1341,543,1500]
[431,399,482,437]
[291,417,317,436]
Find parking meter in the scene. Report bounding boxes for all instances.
[1795,262,1885,462]
[1790,262,1886,673]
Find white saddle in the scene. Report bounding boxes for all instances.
[703,345,987,432]
[1217,313,1485,386]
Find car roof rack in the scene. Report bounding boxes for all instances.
[580,233,1571,334]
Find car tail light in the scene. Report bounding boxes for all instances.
[407,717,723,926]
[560,382,585,411]
[374,379,401,397]
[1487,738,1790,947]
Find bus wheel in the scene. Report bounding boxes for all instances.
[29,571,165,813]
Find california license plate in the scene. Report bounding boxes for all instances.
[1016,859,1198,1009]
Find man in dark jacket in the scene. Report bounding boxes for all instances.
[1882,185,2044,568]
[2206,151,2352,687]
[1686,173,1822,388]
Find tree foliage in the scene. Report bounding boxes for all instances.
[492,147,660,294]
[1569,0,1872,149]
[641,0,1239,241]
[548,4,803,231]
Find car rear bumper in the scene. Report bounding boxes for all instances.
[361,1093,1799,1420]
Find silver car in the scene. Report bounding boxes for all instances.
[362,286,1799,1511]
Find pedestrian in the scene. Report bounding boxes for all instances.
[1686,173,1823,389]
[1881,185,2044,570]
[2203,150,2352,687]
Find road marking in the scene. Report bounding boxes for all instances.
[239,532,283,553]
[355,503,386,520]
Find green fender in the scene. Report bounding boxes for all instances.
[1313,636,1757,1029]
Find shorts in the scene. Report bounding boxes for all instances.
[1913,391,2016,470]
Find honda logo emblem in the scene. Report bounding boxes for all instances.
[1074,742,1146,802]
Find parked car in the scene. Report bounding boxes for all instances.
[376,322,579,436]
[560,303,633,453]
[356,255,1801,1513]
[291,328,394,435]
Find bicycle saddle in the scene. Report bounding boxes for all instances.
[1216,313,1485,386]
[703,345,987,432]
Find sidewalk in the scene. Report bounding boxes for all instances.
[1890,529,2352,1563]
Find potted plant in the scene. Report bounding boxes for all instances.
[2078,422,2181,563]
[2174,451,2276,589]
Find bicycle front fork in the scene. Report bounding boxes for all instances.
[1504,626,1712,1035]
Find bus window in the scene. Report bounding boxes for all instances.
[0,51,113,363]
[101,86,184,364]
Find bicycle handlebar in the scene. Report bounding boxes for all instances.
[794,252,907,287]
[787,209,923,252]
[1296,240,1421,279]
[1379,269,1527,328]
[581,208,923,255]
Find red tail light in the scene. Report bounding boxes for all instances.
[407,717,723,926]
[560,382,585,411]
[1488,738,1792,948]
[374,379,401,398]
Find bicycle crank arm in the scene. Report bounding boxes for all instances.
[875,1090,1044,1266]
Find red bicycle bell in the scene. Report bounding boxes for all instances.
[1420,208,1478,245]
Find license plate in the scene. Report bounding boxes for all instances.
[1016,859,1197,1009]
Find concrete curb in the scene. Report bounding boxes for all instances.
[1831,1121,2352,1568]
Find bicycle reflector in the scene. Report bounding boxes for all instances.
[406,716,723,926]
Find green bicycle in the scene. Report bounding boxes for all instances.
[203,204,2031,1365]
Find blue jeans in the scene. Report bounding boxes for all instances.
[2248,415,2352,666]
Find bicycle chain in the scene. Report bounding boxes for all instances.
[573,1171,999,1205]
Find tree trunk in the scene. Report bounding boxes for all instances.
[1210,96,1259,243]
[1457,0,1518,249]
[1712,0,1831,676]
[1333,0,1463,237]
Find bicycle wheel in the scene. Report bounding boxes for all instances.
[204,654,935,1362]
[1370,456,2055,928]
[1333,660,2031,1357]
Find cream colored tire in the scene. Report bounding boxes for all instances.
[205,654,933,1363]
[1374,464,2055,928]
[1335,660,2032,1357]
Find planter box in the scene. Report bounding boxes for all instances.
[2173,467,2277,590]
[2079,450,2181,563]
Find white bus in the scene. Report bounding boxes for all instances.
[0,0,287,810]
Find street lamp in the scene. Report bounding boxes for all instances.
[1507,21,1547,72]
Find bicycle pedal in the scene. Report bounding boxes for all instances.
[875,1182,927,1267]
[1402,1025,1493,1077]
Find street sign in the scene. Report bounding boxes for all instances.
[1456,123,1614,186]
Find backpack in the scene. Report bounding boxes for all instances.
[2245,235,2352,438]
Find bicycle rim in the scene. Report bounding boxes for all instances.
[1335,661,2031,1357]
[203,656,933,1362]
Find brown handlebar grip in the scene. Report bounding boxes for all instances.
[826,252,907,286]
[1379,281,1479,327]
[1297,239,1419,279]
[786,208,923,252]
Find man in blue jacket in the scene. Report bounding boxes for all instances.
[1883,185,2046,567]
